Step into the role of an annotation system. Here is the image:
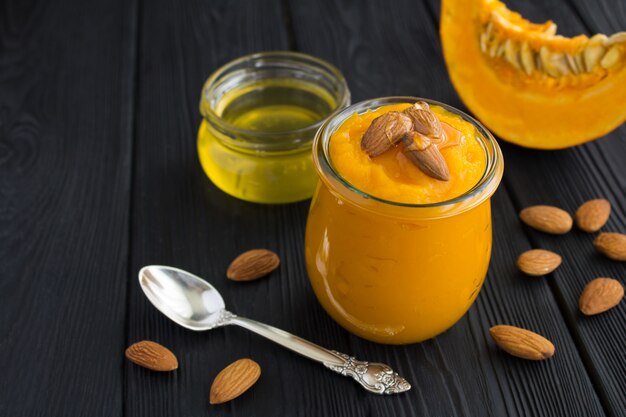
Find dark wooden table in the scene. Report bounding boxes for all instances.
[2,0,625,416]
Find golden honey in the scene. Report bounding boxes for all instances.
[198,52,350,204]
[217,79,336,132]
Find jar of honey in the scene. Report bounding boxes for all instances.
[305,97,504,344]
[198,51,350,203]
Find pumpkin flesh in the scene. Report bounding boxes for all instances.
[441,0,626,149]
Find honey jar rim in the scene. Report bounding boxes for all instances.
[199,51,351,153]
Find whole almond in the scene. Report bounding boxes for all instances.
[489,325,555,360]
[519,205,573,234]
[516,249,562,276]
[361,111,413,157]
[593,232,626,261]
[579,278,624,315]
[575,199,611,232]
[125,341,178,371]
[227,249,280,281]
[403,103,443,138]
[210,358,261,404]
[402,132,450,181]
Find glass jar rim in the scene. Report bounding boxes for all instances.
[312,96,504,215]
[200,51,350,151]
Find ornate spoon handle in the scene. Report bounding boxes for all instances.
[322,351,412,395]
[227,315,411,395]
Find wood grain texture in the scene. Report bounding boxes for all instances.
[126,1,346,417]
[567,0,626,36]
[289,0,612,415]
[427,0,626,414]
[0,0,136,416]
[287,0,449,102]
[2,0,623,416]
[485,1,626,415]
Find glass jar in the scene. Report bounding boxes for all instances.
[198,51,350,204]
[305,97,504,344]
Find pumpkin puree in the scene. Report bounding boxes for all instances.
[329,103,486,204]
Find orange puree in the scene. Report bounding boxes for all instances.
[329,104,486,204]
[305,100,502,344]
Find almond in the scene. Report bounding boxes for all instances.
[125,341,178,371]
[489,325,555,360]
[579,278,624,315]
[402,132,450,181]
[361,111,413,157]
[210,358,261,404]
[575,199,611,232]
[403,102,443,138]
[227,249,280,281]
[516,249,562,276]
[519,205,573,234]
[412,101,430,110]
[593,232,626,261]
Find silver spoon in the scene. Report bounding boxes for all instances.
[138,265,411,395]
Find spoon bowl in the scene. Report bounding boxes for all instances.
[139,265,228,331]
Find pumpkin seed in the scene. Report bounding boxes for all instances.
[496,42,506,58]
[601,45,622,69]
[606,32,626,46]
[505,39,521,69]
[488,38,501,58]
[539,47,552,75]
[480,22,493,53]
[480,34,488,53]
[565,53,580,74]
[520,42,535,75]
[583,46,606,71]
[589,33,609,44]
[540,47,560,77]
[553,52,571,75]
[573,53,585,73]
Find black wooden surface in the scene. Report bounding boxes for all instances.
[0,0,135,416]
[1,0,625,416]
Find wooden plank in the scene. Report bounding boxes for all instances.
[498,1,626,414]
[288,0,610,416]
[426,0,626,414]
[566,0,626,35]
[0,0,136,416]
[126,1,352,417]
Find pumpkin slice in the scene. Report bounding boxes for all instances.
[441,0,626,149]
